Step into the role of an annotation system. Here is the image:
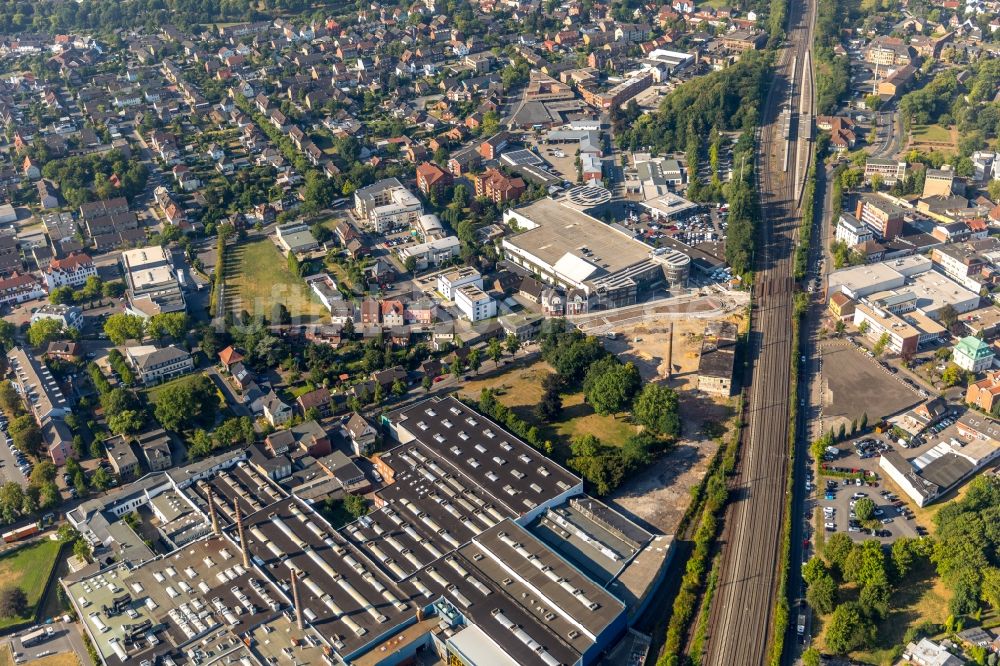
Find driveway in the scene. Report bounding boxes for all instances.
[7,621,89,665]
[206,367,251,418]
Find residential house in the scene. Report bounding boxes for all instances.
[105,435,140,481]
[262,390,293,426]
[296,386,333,417]
[344,412,377,456]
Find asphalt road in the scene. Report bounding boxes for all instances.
[704,0,817,662]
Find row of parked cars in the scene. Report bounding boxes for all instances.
[3,417,33,478]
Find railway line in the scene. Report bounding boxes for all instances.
[702,0,816,662]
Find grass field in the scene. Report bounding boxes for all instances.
[457,361,639,457]
[910,124,954,145]
[224,239,327,322]
[0,539,62,629]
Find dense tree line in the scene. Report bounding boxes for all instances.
[614,54,770,155]
[40,150,147,209]
[812,0,850,114]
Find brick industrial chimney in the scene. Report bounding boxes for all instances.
[291,568,304,630]
[235,501,250,568]
[208,489,220,536]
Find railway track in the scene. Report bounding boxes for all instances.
[702,0,816,662]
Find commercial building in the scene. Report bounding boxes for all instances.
[31,303,83,330]
[863,158,907,186]
[502,197,688,309]
[0,272,45,306]
[880,412,1000,506]
[966,371,1000,413]
[105,435,140,481]
[922,166,955,199]
[353,178,423,232]
[64,397,667,666]
[580,72,653,110]
[828,256,979,320]
[952,336,994,373]
[415,161,453,197]
[865,36,913,66]
[455,283,496,322]
[275,222,319,255]
[856,197,906,240]
[121,246,186,318]
[125,345,195,386]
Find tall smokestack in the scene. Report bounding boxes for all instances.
[236,501,250,568]
[291,569,304,630]
[208,489,220,536]
[667,323,674,379]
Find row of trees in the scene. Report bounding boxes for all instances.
[49,276,126,307]
[103,312,189,346]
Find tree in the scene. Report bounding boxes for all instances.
[48,285,75,305]
[941,363,964,387]
[802,648,821,666]
[468,348,482,375]
[102,281,126,298]
[938,304,958,332]
[153,375,219,431]
[583,358,641,416]
[91,467,112,491]
[108,409,145,435]
[0,320,14,353]
[873,332,890,357]
[344,493,367,519]
[806,568,838,614]
[0,587,27,618]
[0,381,20,416]
[504,333,521,356]
[536,373,563,420]
[0,482,24,523]
[632,384,681,437]
[857,320,869,336]
[104,313,145,345]
[27,318,65,347]
[147,313,190,341]
[825,602,876,654]
[404,255,417,274]
[855,497,876,521]
[487,338,503,366]
[823,532,855,572]
[421,376,433,391]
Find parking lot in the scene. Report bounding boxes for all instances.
[0,428,28,487]
[812,431,940,543]
[7,621,89,665]
[820,338,924,430]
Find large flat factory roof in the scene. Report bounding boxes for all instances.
[504,198,654,276]
[66,398,662,666]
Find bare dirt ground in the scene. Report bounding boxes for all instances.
[603,314,744,534]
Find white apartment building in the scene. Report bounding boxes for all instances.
[353,178,422,232]
[835,213,874,247]
[398,236,460,270]
[455,283,496,322]
[31,304,84,330]
[43,252,97,289]
[437,266,483,300]
[125,345,194,386]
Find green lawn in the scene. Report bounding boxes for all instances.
[910,124,953,144]
[224,239,328,322]
[0,539,62,629]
